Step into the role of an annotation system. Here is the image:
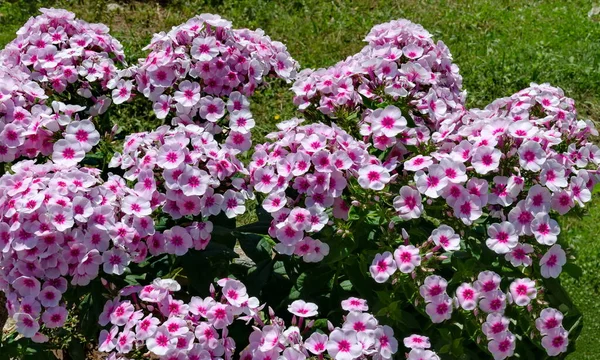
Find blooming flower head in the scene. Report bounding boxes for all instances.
[540,245,567,278]
[393,245,421,273]
[369,251,397,283]
[287,300,318,318]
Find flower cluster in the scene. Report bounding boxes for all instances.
[97,277,399,360]
[0,7,125,113]
[292,18,465,136]
[110,124,248,251]
[0,65,51,162]
[122,13,297,130]
[0,156,217,339]
[0,62,104,165]
[248,118,392,260]
[0,161,150,338]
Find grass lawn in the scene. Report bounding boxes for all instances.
[1,0,600,358]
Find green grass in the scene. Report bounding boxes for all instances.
[1,0,600,357]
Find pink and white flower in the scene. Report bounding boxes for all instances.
[540,245,566,278]
[369,252,397,283]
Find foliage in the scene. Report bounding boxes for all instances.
[0,2,599,360]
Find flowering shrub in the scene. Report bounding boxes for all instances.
[118,12,297,128]
[0,8,594,360]
[96,277,407,360]
[0,8,125,114]
[0,160,161,339]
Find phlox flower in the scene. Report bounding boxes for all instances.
[115,330,136,353]
[164,226,193,256]
[452,194,482,225]
[415,165,448,198]
[393,186,423,220]
[146,326,176,356]
[430,225,460,251]
[374,325,398,359]
[191,36,220,61]
[343,311,377,333]
[153,95,172,119]
[163,317,189,336]
[509,278,537,306]
[455,283,478,311]
[507,201,534,236]
[393,245,421,273]
[157,143,185,169]
[517,140,546,172]
[474,271,501,294]
[38,286,61,308]
[536,308,563,335]
[525,184,551,213]
[419,275,448,303]
[540,244,566,278]
[369,251,397,283]
[541,328,569,357]
[403,334,430,349]
[14,312,40,338]
[570,175,592,207]
[102,248,130,275]
[110,301,134,326]
[189,296,216,317]
[52,139,85,167]
[479,290,507,314]
[369,105,407,138]
[179,166,210,196]
[466,178,489,205]
[98,326,119,353]
[253,167,277,193]
[174,80,201,108]
[488,176,519,206]
[341,297,368,312]
[199,96,226,122]
[222,279,249,307]
[358,164,390,191]
[407,349,440,360]
[41,306,68,329]
[1,123,24,148]
[221,190,246,218]
[531,212,560,245]
[504,243,534,267]
[13,276,41,297]
[471,146,501,174]
[229,110,255,134]
[404,155,433,172]
[136,314,160,340]
[439,158,467,183]
[288,300,319,318]
[540,159,567,192]
[206,303,233,329]
[481,314,510,340]
[112,79,133,105]
[226,131,252,152]
[326,329,363,360]
[551,189,574,215]
[488,332,515,360]
[305,332,328,355]
[425,295,453,323]
[486,222,518,254]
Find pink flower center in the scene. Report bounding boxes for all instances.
[62,148,75,159]
[337,340,351,353]
[482,154,493,166]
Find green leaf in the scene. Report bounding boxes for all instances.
[236,233,274,264]
[563,263,583,280]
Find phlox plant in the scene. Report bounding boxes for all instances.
[96,277,406,360]
[0,8,594,360]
